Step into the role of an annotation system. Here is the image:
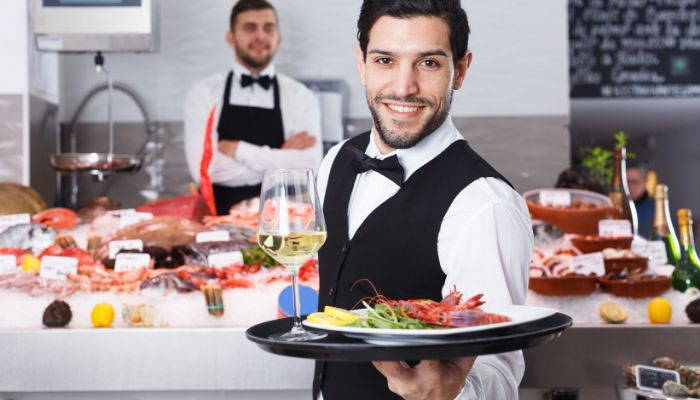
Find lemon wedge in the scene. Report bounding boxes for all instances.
[305,312,350,326]
[323,306,359,323]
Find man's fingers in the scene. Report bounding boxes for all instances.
[372,361,414,381]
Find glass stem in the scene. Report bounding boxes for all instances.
[290,268,303,332]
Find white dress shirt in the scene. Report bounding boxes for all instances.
[183,60,323,187]
[316,117,533,400]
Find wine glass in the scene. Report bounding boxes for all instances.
[257,168,327,341]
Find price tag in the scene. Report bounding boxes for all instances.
[0,255,17,273]
[570,252,605,276]
[539,190,572,207]
[119,212,153,229]
[106,209,137,217]
[115,253,151,272]
[40,256,78,280]
[648,263,675,277]
[109,239,144,259]
[598,219,633,237]
[208,251,243,269]
[633,240,668,266]
[635,365,680,393]
[0,213,31,233]
[196,230,231,243]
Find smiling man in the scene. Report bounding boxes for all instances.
[314,1,533,399]
[184,0,322,215]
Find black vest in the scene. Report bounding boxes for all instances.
[313,131,511,400]
[212,71,285,215]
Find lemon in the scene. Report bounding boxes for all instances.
[599,303,627,324]
[648,297,672,324]
[91,303,115,328]
[324,306,359,323]
[305,312,350,326]
[21,254,41,274]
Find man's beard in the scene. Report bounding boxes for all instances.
[368,91,452,149]
[235,43,274,70]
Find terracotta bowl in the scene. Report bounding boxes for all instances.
[603,257,648,274]
[529,275,598,296]
[523,189,615,235]
[570,236,634,254]
[598,275,671,298]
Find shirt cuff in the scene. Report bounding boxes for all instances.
[455,368,484,400]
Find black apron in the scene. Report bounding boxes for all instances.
[313,132,512,400]
[212,71,285,215]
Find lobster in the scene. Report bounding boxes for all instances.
[357,281,512,328]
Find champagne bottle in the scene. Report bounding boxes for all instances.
[608,146,638,236]
[671,209,700,292]
[649,184,681,266]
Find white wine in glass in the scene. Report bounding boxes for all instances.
[257,168,327,341]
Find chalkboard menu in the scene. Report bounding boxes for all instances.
[569,0,700,98]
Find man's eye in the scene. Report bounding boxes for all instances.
[376,58,392,65]
[422,59,439,68]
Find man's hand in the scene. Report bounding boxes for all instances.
[373,357,476,400]
[282,131,317,150]
[218,140,239,158]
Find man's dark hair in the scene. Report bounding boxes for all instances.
[357,0,470,64]
[230,0,277,30]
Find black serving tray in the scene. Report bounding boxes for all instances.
[246,313,572,362]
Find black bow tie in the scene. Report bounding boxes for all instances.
[347,146,404,186]
[240,74,272,90]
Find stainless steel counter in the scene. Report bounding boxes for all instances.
[1,325,697,398]
[522,324,700,397]
[0,328,313,392]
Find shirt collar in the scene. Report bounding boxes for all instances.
[232,59,276,78]
[366,116,462,181]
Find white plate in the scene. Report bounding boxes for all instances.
[303,304,558,344]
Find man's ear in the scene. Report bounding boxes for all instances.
[355,45,367,86]
[453,51,473,90]
[226,31,235,49]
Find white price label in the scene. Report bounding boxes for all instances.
[539,190,572,207]
[106,209,137,217]
[119,212,153,229]
[208,251,243,269]
[109,240,144,259]
[632,240,667,266]
[648,263,675,277]
[570,252,606,276]
[0,255,17,273]
[115,253,151,272]
[0,213,31,233]
[598,219,633,237]
[196,230,231,243]
[40,256,78,280]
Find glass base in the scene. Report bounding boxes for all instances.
[270,328,327,342]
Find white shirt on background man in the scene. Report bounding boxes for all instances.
[183,60,323,187]
[316,117,534,400]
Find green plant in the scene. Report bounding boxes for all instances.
[579,131,634,187]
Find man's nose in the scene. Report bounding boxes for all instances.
[391,63,420,99]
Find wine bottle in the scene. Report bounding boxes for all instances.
[608,146,638,236]
[671,209,700,292]
[649,184,681,266]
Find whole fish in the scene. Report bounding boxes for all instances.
[0,223,56,254]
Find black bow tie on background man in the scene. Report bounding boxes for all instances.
[346,146,405,187]
[240,74,272,90]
